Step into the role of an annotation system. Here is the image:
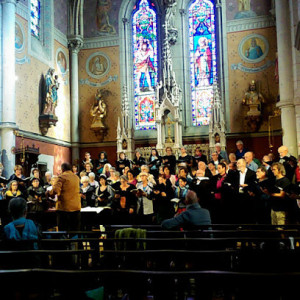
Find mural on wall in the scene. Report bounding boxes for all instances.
[80,51,117,87]
[231,34,274,72]
[227,27,279,133]
[84,0,122,38]
[226,0,272,21]
[15,20,30,64]
[56,48,68,85]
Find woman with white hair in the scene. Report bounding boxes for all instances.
[80,176,96,207]
[102,163,112,178]
[88,172,99,189]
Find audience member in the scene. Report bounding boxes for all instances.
[161,190,211,229]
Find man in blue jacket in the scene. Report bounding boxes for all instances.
[162,190,211,229]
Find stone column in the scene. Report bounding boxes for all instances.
[275,0,297,156]
[0,0,18,177]
[68,37,83,164]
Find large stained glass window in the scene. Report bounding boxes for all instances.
[132,0,158,130]
[30,0,41,39]
[189,0,217,126]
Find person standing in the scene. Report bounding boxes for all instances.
[49,163,81,231]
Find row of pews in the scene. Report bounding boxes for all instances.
[1,224,300,299]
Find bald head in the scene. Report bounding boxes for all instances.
[244,152,254,164]
[278,146,288,158]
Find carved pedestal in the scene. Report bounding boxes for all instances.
[39,114,58,136]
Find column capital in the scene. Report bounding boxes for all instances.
[68,36,83,53]
[276,100,294,109]
[0,0,18,5]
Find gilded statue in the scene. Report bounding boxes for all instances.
[43,68,60,116]
[90,89,107,129]
[242,80,264,113]
[242,80,265,131]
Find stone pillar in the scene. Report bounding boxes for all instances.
[68,37,83,164]
[275,0,297,156]
[0,0,18,177]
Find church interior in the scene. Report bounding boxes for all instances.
[1,0,300,299]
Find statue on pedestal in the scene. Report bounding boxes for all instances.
[39,68,59,135]
[242,80,264,131]
[43,68,60,116]
[90,89,108,140]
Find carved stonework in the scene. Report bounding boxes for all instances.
[68,37,83,54]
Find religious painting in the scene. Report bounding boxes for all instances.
[133,0,158,130]
[15,21,25,53]
[56,49,67,74]
[136,95,155,130]
[96,0,117,35]
[189,0,217,126]
[86,52,111,79]
[238,34,269,63]
[226,0,272,21]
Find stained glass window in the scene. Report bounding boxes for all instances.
[189,0,217,126]
[30,0,41,39]
[132,0,158,130]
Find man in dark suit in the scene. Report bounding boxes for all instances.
[161,190,211,229]
[228,158,256,223]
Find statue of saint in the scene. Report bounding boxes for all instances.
[43,68,60,116]
[90,89,107,128]
[242,80,264,111]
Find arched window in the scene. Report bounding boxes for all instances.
[132,0,158,130]
[189,0,217,126]
[30,0,41,39]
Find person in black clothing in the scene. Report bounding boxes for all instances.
[261,155,275,184]
[264,162,291,225]
[111,175,136,224]
[193,147,208,166]
[152,174,174,224]
[31,168,44,187]
[148,148,161,179]
[8,165,29,197]
[177,146,193,172]
[278,145,297,182]
[132,149,146,177]
[80,176,96,207]
[96,151,109,178]
[81,152,94,171]
[116,152,130,174]
[162,147,177,175]
[248,166,272,224]
[95,174,114,207]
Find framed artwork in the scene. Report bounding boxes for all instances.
[86,52,111,79]
[56,48,68,74]
[15,21,25,53]
[238,34,269,64]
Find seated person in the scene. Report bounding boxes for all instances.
[162,190,211,230]
[3,197,39,249]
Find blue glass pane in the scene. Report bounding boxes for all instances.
[30,0,40,38]
[132,0,158,130]
[189,0,217,126]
